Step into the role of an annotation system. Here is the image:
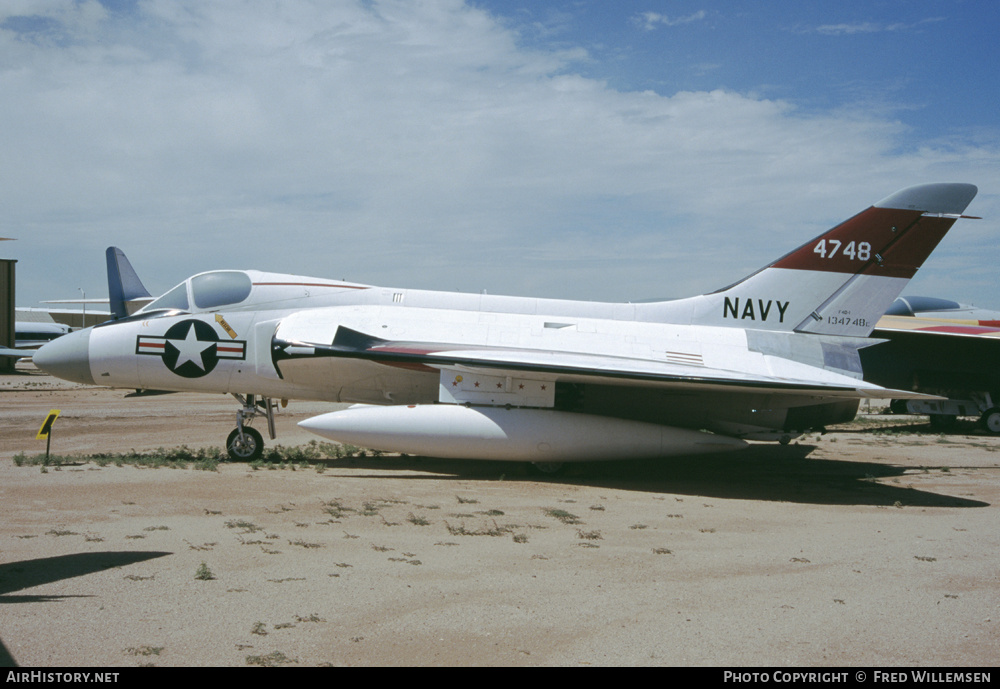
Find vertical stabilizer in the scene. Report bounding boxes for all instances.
[643,183,978,337]
[106,247,152,319]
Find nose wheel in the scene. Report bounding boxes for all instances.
[226,393,276,461]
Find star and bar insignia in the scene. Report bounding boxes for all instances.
[136,319,246,378]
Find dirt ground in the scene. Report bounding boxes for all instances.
[2,361,998,667]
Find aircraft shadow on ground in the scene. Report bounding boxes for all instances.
[0,550,171,602]
[0,641,12,668]
[317,444,988,508]
[0,551,170,668]
[838,420,989,436]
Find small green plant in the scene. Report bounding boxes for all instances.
[288,539,323,548]
[388,556,423,565]
[124,646,163,657]
[225,519,261,532]
[45,447,216,468]
[407,513,431,526]
[445,520,512,537]
[544,508,581,524]
[295,614,324,623]
[245,651,295,666]
[8,442,377,469]
[323,499,354,518]
[195,562,215,580]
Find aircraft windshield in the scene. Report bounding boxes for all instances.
[191,271,253,309]
[143,283,189,312]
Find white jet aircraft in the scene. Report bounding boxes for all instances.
[34,183,979,468]
[0,322,72,360]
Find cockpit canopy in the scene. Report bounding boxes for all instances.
[130,269,374,319]
[884,296,962,317]
[139,271,253,314]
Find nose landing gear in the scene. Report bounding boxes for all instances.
[226,393,277,461]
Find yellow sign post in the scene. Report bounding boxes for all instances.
[37,409,61,459]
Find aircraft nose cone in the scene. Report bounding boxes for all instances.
[33,328,95,385]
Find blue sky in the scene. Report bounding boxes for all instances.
[497,1,996,138]
[2,0,998,310]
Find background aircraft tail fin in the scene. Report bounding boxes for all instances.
[643,183,978,337]
[106,247,152,319]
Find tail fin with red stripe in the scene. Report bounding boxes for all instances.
[643,183,978,337]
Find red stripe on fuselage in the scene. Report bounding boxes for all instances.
[918,324,1000,335]
[253,282,370,290]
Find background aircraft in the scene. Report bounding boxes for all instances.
[2,246,151,361]
[884,295,1000,323]
[863,297,1000,432]
[104,246,154,319]
[0,321,72,361]
[34,183,978,467]
[13,321,71,349]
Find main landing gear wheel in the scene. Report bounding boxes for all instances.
[227,426,264,461]
[980,408,1000,435]
[225,393,278,461]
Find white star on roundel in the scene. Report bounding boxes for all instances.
[167,322,215,370]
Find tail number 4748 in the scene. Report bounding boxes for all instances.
[814,239,871,260]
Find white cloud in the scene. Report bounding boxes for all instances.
[811,17,945,35]
[1,1,997,309]
[634,10,706,31]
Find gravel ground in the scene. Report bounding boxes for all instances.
[2,362,998,667]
